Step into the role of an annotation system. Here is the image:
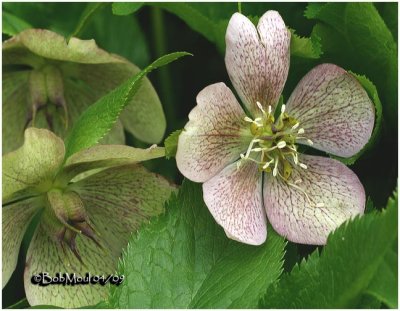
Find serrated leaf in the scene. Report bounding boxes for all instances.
[112,2,143,16]
[2,10,32,36]
[306,2,397,130]
[365,241,398,308]
[331,72,382,165]
[290,28,322,59]
[64,52,191,159]
[109,180,286,308]
[260,191,398,308]
[164,129,182,159]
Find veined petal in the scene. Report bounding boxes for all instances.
[225,12,290,116]
[59,144,165,183]
[3,29,126,65]
[176,82,251,183]
[3,29,166,150]
[203,160,266,245]
[2,71,30,154]
[286,64,375,157]
[3,128,65,203]
[257,11,291,111]
[264,155,365,245]
[70,164,175,256]
[3,198,40,288]
[24,222,114,308]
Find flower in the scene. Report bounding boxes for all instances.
[176,11,375,245]
[3,29,166,154]
[3,128,174,307]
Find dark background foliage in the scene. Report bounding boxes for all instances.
[2,2,398,308]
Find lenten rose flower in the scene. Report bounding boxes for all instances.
[176,11,375,245]
[3,127,174,307]
[3,29,166,154]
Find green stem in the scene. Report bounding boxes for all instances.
[150,7,176,132]
[238,2,242,13]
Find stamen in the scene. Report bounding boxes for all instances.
[262,159,274,170]
[256,101,266,115]
[294,179,302,184]
[287,182,315,207]
[273,157,279,177]
[281,104,286,114]
[245,139,257,158]
[299,163,307,169]
[244,116,253,123]
[297,128,305,134]
[307,139,313,146]
[316,202,325,208]
[291,123,300,130]
[290,152,299,165]
[277,141,286,149]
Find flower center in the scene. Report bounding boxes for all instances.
[26,65,68,132]
[239,102,324,208]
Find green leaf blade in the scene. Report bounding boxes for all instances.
[64,52,190,159]
[112,2,143,16]
[164,129,182,159]
[109,180,286,308]
[2,10,32,36]
[260,192,398,308]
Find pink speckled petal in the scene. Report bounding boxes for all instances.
[225,11,290,116]
[176,82,252,183]
[286,64,375,157]
[203,159,266,245]
[264,154,365,245]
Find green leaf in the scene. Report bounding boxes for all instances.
[2,10,32,36]
[289,28,322,59]
[365,241,398,308]
[109,180,286,308]
[164,129,182,159]
[305,3,397,130]
[148,3,236,53]
[260,191,398,308]
[81,5,150,68]
[112,2,143,16]
[68,2,106,39]
[7,297,30,309]
[64,52,191,159]
[331,73,383,165]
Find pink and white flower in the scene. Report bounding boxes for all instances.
[176,11,375,245]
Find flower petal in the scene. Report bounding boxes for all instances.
[225,12,290,116]
[264,155,365,245]
[3,29,125,64]
[286,64,375,157]
[176,82,252,183]
[24,222,114,308]
[3,128,65,203]
[70,164,175,256]
[120,75,166,144]
[59,144,165,183]
[2,71,30,154]
[203,160,266,245]
[3,29,166,149]
[3,198,39,288]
